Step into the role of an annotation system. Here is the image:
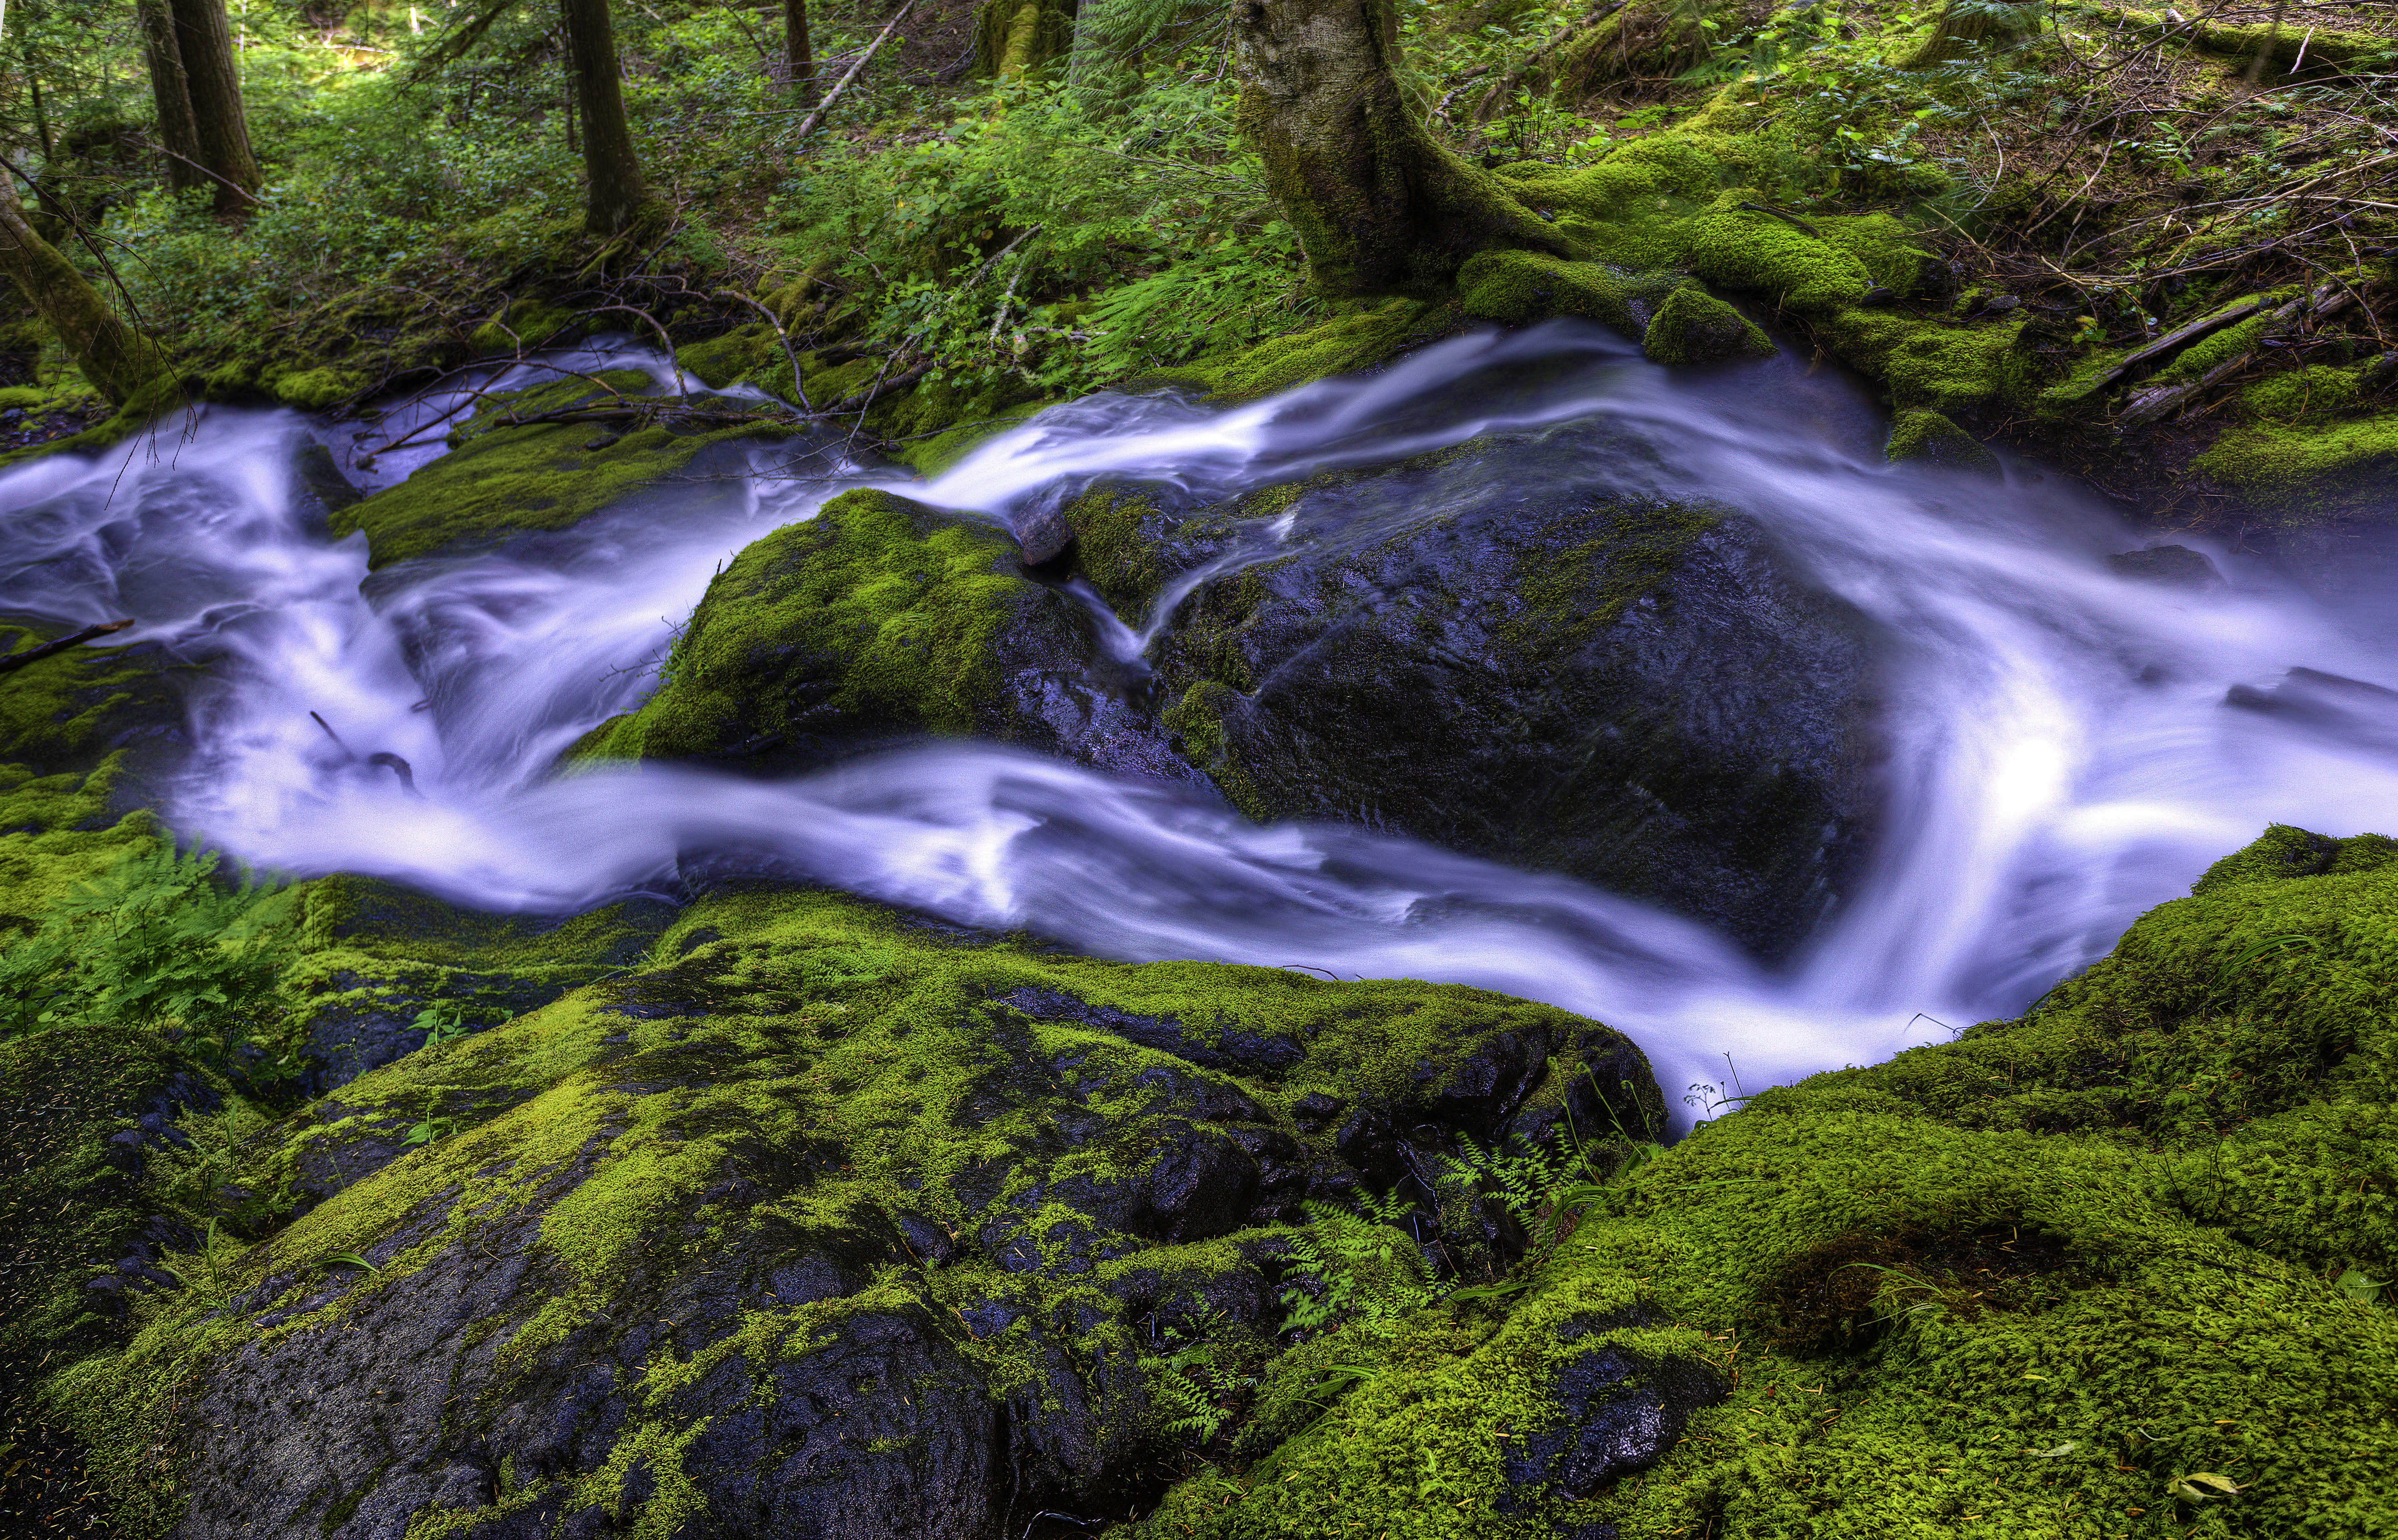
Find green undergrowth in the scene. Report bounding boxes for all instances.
[576,487,1037,763]
[1131,821,2398,1538]
[328,369,788,568]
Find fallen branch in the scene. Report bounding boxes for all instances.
[2074,295,2271,399]
[794,0,918,140]
[0,618,135,675]
[713,288,815,413]
[2117,281,2357,428]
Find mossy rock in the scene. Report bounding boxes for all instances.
[0,623,193,783]
[49,884,1662,1539]
[1641,284,1773,365]
[577,488,1087,767]
[330,372,787,568]
[2196,407,2398,517]
[1134,821,2398,1537]
[0,757,157,942]
[266,367,365,413]
[1153,300,1447,404]
[1885,407,1998,473]
[280,874,681,1099]
[1457,249,1634,331]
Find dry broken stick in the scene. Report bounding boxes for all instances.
[0,617,134,676]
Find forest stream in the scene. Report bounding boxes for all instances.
[9,327,2397,1122]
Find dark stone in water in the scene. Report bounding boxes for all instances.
[2108,544,2220,588]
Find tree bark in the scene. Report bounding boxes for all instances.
[559,0,651,235]
[783,0,815,102]
[976,0,1075,79]
[166,0,262,212]
[1232,0,1568,296]
[0,175,168,407]
[138,0,208,194]
[1909,0,2044,67]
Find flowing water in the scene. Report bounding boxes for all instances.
[7,323,2398,1127]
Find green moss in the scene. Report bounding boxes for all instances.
[1885,408,1998,473]
[0,623,188,778]
[53,882,1654,1534]
[673,324,781,390]
[0,758,155,939]
[2239,365,2363,423]
[330,371,785,568]
[2195,408,2398,514]
[1133,820,2398,1537]
[268,368,365,412]
[889,399,1051,476]
[1821,308,2030,413]
[581,487,1032,762]
[1457,249,1634,331]
[1155,301,1436,403]
[1678,193,1876,312]
[466,301,582,356]
[1641,284,1773,365]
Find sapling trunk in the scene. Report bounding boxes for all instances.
[559,0,652,235]
[783,0,815,102]
[137,0,208,193]
[167,0,262,213]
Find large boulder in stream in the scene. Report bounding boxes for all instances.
[590,456,1878,961]
[1114,447,1879,961]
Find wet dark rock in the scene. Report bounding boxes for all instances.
[2224,666,2398,755]
[1499,1319,1725,1506]
[1138,444,1880,961]
[2108,544,2221,588]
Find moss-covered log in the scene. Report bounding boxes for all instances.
[0,177,168,407]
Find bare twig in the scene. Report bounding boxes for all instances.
[0,619,135,675]
[794,0,919,140]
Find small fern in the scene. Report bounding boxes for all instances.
[0,841,296,1069]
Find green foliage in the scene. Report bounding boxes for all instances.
[0,842,296,1073]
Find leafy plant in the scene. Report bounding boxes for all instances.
[0,841,296,1070]
[413,1004,474,1048]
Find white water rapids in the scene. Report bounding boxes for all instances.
[7,324,2398,1126]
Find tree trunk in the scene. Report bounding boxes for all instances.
[1909,0,2044,66]
[560,0,651,235]
[138,0,208,193]
[976,0,1075,79]
[0,175,167,407]
[166,0,262,212]
[783,0,815,102]
[1232,0,1567,296]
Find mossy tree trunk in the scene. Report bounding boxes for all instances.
[1232,0,1568,296]
[0,175,167,407]
[783,0,816,102]
[976,0,1076,79]
[560,0,652,235]
[1908,0,2044,66]
[166,0,261,213]
[137,0,207,195]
